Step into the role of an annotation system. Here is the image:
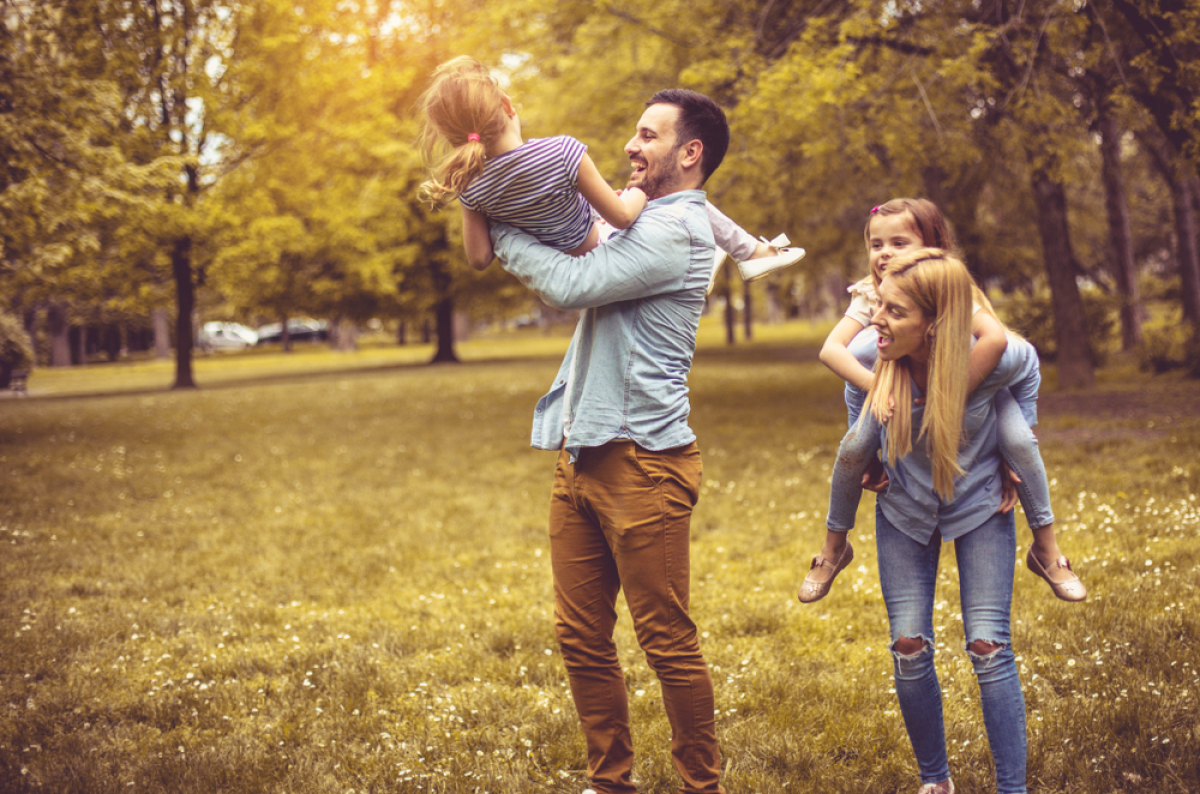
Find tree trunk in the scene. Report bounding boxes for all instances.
[1140,134,1200,329]
[23,309,39,366]
[1097,112,1142,350]
[1030,170,1095,389]
[334,319,358,351]
[431,296,459,363]
[71,325,85,366]
[1140,132,1200,328]
[723,261,736,345]
[397,321,407,345]
[1182,177,1200,329]
[172,235,197,389]
[742,281,753,341]
[48,302,71,367]
[153,308,171,359]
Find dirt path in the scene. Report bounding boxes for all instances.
[1036,377,1200,444]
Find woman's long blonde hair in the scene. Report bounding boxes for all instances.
[417,56,510,207]
[865,248,979,500]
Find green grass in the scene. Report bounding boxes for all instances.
[2,318,1198,793]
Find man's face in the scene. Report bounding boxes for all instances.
[624,103,687,200]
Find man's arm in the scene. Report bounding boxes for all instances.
[490,207,697,310]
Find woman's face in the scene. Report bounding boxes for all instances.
[871,276,933,363]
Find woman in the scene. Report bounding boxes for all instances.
[822,248,1038,794]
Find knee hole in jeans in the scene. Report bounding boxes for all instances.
[968,639,1003,656]
[893,635,927,656]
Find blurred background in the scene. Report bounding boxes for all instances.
[3,0,1198,391]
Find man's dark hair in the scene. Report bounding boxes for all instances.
[647,88,729,184]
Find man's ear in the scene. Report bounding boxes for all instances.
[678,139,704,171]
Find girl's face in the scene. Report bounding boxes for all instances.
[868,211,923,280]
[871,276,933,363]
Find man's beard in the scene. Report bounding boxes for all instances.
[634,143,685,199]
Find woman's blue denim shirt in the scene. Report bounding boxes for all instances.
[831,331,1042,543]
[490,190,714,459]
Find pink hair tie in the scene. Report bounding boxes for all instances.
[467,133,481,142]
[870,206,880,213]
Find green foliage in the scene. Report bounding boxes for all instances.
[5,0,1198,371]
[1137,325,1189,374]
[999,289,1118,364]
[0,311,34,372]
[1137,324,1200,377]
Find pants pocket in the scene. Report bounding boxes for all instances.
[630,442,702,506]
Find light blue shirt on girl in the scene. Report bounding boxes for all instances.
[490,189,714,459]
[829,330,1042,544]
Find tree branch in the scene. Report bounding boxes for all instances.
[602,5,696,48]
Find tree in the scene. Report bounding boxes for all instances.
[1101,0,1200,342]
[1,0,180,366]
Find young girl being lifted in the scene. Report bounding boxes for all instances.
[418,56,803,289]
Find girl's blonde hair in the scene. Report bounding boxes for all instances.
[865,248,977,500]
[418,56,510,207]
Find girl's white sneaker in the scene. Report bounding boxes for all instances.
[737,234,805,282]
[917,779,954,794]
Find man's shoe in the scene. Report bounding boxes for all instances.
[738,234,805,282]
[798,542,854,603]
[1026,549,1087,602]
[917,779,954,794]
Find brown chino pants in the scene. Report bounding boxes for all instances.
[549,440,724,794]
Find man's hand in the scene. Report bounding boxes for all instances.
[997,459,1020,513]
[861,456,889,493]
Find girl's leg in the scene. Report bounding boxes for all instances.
[704,202,804,284]
[995,390,1085,598]
[876,506,951,787]
[704,202,758,261]
[826,412,883,532]
[994,388,1054,532]
[955,511,1028,794]
[799,414,882,602]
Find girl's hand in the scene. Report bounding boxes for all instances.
[870,401,892,424]
[997,460,1020,513]
[861,457,889,492]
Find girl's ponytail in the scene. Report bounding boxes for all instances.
[417,57,510,207]
[419,137,489,207]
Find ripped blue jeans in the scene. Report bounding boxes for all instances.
[877,506,1028,794]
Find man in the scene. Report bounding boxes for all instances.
[489,89,728,794]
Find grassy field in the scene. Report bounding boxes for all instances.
[2,319,1198,794]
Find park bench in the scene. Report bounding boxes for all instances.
[9,369,28,397]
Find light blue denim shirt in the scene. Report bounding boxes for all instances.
[830,330,1042,543]
[490,189,714,458]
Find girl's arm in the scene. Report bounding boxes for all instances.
[576,153,646,229]
[968,311,1008,393]
[462,205,495,271]
[819,317,874,392]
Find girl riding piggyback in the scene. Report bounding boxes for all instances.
[799,198,1086,605]
[417,56,803,287]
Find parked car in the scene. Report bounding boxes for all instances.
[255,318,329,345]
[197,321,258,350]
